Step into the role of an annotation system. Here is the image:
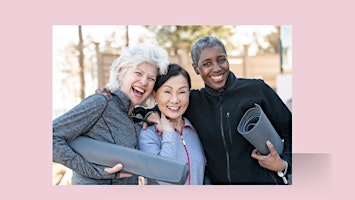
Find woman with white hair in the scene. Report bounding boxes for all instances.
[52,43,169,185]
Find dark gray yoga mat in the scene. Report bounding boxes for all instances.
[70,136,189,184]
[237,103,284,155]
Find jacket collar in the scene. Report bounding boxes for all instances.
[183,117,197,133]
[111,90,131,112]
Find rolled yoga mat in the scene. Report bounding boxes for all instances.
[69,136,189,184]
[237,103,284,155]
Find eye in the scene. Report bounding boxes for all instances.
[217,57,227,64]
[135,71,143,76]
[202,62,212,67]
[163,90,171,94]
[148,77,156,82]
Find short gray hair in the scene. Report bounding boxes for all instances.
[190,36,227,66]
[107,43,169,92]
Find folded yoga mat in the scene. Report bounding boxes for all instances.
[237,103,284,155]
[70,136,189,184]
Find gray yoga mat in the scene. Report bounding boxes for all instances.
[237,103,284,155]
[69,136,189,184]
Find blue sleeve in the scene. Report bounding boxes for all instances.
[138,126,178,159]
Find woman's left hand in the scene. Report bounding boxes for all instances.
[104,163,133,178]
[251,140,286,172]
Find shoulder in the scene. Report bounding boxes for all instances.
[238,78,265,85]
[190,88,203,99]
[190,88,201,95]
[86,93,108,102]
[80,94,109,110]
[235,78,270,91]
[139,126,159,139]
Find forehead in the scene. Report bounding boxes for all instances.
[199,46,226,60]
[135,62,158,75]
[161,75,189,87]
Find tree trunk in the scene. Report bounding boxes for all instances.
[125,25,129,47]
[78,25,85,99]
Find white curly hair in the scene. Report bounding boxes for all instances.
[107,43,169,92]
[107,43,169,107]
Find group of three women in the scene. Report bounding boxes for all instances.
[53,36,292,185]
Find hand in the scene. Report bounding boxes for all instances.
[147,112,161,124]
[251,140,286,172]
[155,113,174,134]
[142,111,161,130]
[104,163,133,178]
[95,87,112,99]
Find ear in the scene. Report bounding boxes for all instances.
[192,63,200,75]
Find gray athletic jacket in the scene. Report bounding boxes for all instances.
[52,91,140,185]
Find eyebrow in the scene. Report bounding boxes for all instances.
[162,85,188,90]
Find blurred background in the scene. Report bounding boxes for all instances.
[52,25,292,185]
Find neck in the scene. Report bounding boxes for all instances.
[128,106,135,115]
[170,117,184,131]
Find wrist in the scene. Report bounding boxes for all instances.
[277,160,288,177]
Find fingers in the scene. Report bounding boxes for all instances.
[104,163,123,174]
[119,172,134,178]
[95,87,113,99]
[266,140,277,156]
[142,122,148,130]
[147,112,161,124]
[251,148,261,159]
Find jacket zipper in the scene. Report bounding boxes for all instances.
[226,112,233,144]
[179,125,191,185]
[219,95,232,183]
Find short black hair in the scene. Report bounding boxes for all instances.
[154,63,191,91]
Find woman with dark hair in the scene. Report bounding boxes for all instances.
[138,64,206,185]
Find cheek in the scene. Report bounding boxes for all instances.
[199,68,209,76]
[147,81,155,91]
[180,95,190,106]
[222,62,230,70]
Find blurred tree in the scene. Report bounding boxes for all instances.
[125,25,129,47]
[77,25,86,100]
[144,25,235,56]
[259,26,280,54]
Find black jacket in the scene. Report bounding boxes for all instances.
[184,72,292,184]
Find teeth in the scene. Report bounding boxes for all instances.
[211,74,223,80]
[133,87,144,94]
[168,106,179,111]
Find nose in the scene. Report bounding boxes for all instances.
[170,94,179,103]
[140,76,148,86]
[212,62,222,71]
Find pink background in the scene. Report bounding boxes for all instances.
[2,0,353,199]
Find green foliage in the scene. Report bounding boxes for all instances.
[144,25,235,56]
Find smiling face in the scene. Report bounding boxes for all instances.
[153,74,190,123]
[193,46,230,91]
[119,62,158,107]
